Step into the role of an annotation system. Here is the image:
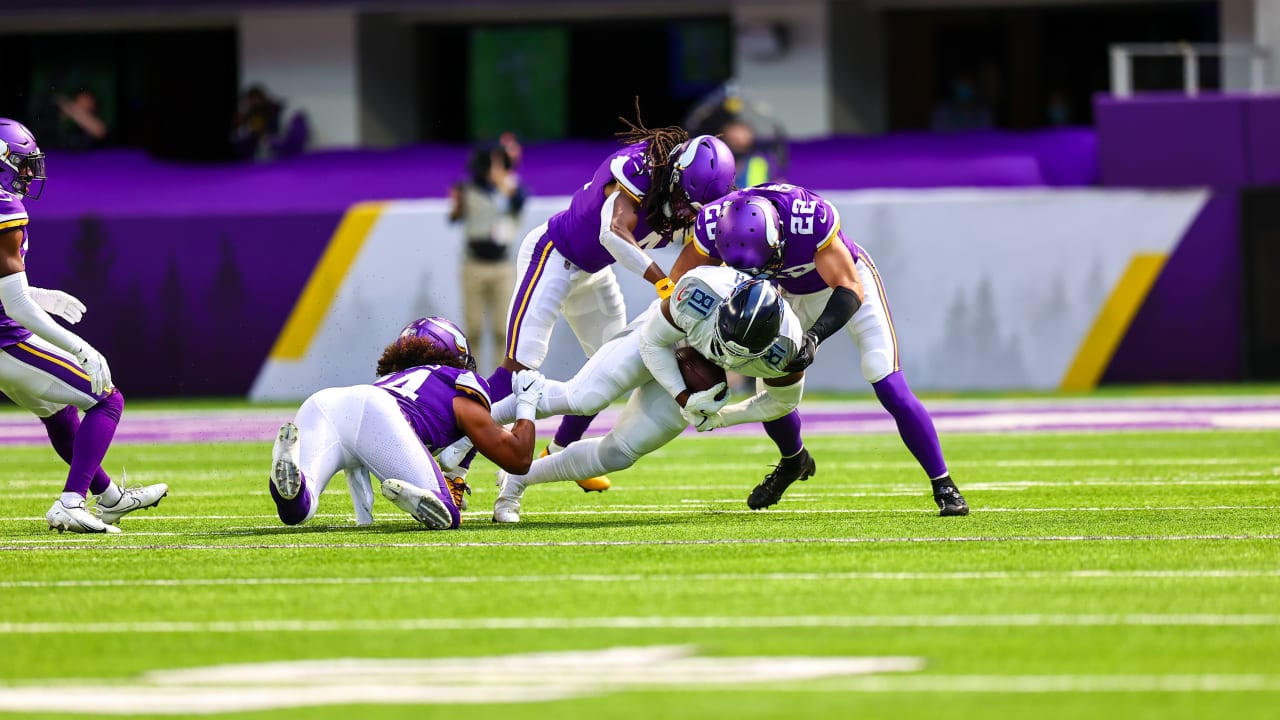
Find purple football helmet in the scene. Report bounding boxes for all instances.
[665,134,735,222]
[0,119,45,200]
[713,197,784,277]
[398,316,476,372]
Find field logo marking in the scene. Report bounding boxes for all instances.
[0,646,923,714]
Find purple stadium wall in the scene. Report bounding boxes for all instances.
[1096,92,1280,383]
[25,214,335,396]
[2,121,1259,397]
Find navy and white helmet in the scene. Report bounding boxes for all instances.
[713,279,784,360]
[397,316,477,372]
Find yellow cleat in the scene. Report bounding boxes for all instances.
[540,446,611,492]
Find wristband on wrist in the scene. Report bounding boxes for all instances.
[516,401,537,422]
[654,277,675,299]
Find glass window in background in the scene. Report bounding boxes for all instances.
[26,40,119,151]
[667,19,731,101]
[468,26,569,142]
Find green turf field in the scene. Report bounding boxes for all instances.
[1,426,1278,718]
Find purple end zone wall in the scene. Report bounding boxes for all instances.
[23,214,336,397]
[1094,93,1280,384]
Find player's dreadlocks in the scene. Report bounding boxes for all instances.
[376,337,469,378]
[615,98,691,237]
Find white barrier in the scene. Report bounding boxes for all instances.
[250,188,1206,400]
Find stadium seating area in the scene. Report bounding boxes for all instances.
[36,128,1099,219]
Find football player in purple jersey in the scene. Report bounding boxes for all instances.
[671,183,969,516]
[0,118,168,534]
[267,316,545,529]
[452,104,736,493]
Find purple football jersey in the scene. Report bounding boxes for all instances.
[692,184,863,295]
[374,365,491,453]
[545,142,673,274]
[0,189,33,348]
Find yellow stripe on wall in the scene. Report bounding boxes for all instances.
[1060,253,1167,391]
[269,202,386,361]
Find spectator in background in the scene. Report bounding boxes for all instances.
[448,141,527,372]
[232,85,281,158]
[931,72,994,133]
[499,131,523,170]
[721,117,773,189]
[1045,89,1074,126]
[54,90,108,150]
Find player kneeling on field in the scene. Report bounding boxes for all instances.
[267,317,544,529]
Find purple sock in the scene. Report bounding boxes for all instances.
[873,371,948,478]
[763,410,805,457]
[41,405,114,495]
[268,477,312,525]
[62,391,124,497]
[553,413,597,448]
[486,366,514,403]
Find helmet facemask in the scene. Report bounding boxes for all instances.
[712,279,784,365]
[0,140,45,200]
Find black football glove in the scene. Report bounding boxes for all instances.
[783,331,819,373]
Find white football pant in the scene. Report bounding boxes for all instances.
[503,222,627,368]
[291,385,449,525]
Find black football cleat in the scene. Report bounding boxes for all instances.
[932,477,969,517]
[748,449,816,510]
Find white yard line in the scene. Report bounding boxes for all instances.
[2,569,1277,590]
[2,505,1274,523]
[790,674,1280,693]
[1,533,1277,551]
[2,614,1278,635]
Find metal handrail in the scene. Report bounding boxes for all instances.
[1109,42,1272,96]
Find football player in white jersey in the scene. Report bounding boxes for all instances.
[448,265,808,524]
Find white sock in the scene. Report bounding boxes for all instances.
[59,491,86,507]
[525,439,608,486]
[98,482,124,506]
[547,441,566,454]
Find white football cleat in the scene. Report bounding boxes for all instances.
[492,470,526,524]
[270,422,302,499]
[46,499,121,534]
[97,482,169,525]
[380,478,454,530]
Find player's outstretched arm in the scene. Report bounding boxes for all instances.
[784,239,865,372]
[454,397,538,475]
[638,298,695,407]
[599,186,671,292]
[709,373,805,430]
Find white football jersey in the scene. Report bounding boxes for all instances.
[669,266,802,378]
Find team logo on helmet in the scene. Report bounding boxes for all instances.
[398,316,477,372]
[665,135,735,223]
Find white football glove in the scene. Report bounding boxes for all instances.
[680,407,725,432]
[682,383,728,415]
[512,369,546,421]
[436,437,474,474]
[74,345,113,395]
[28,287,86,324]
